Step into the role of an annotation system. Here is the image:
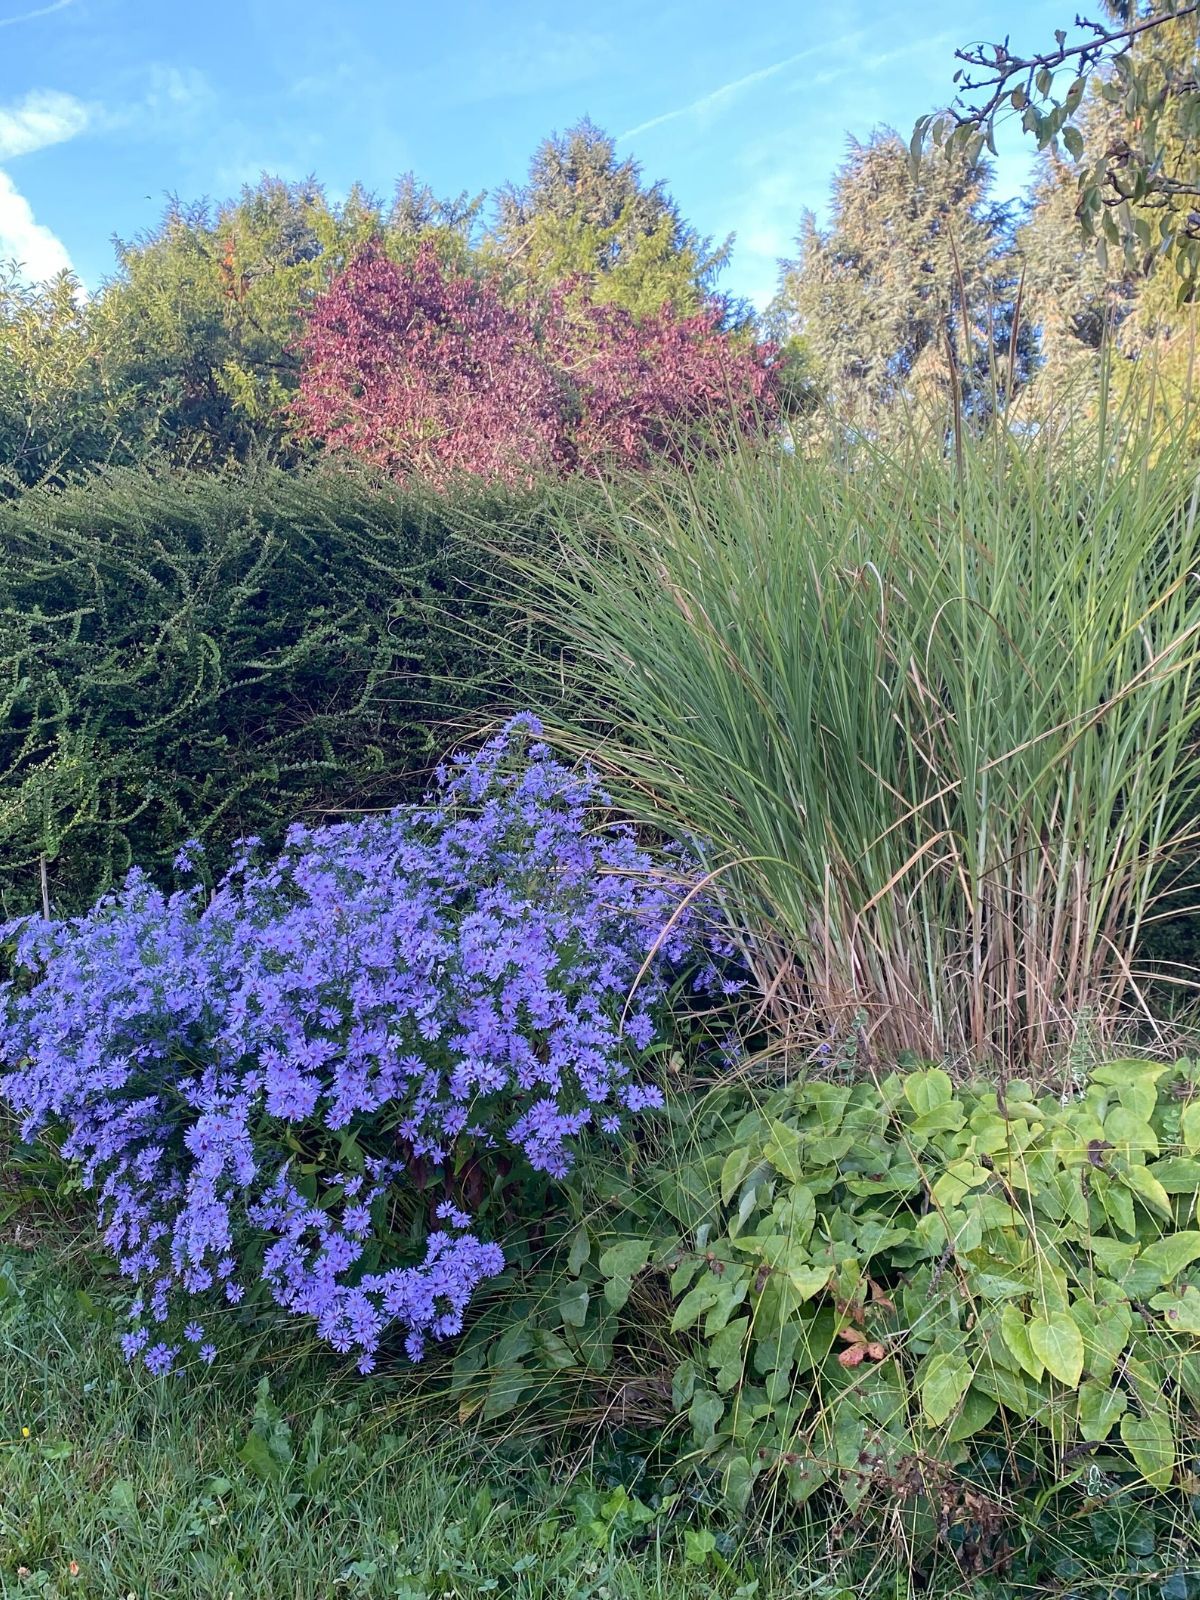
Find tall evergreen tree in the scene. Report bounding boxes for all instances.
[492,119,734,319]
[773,130,1026,427]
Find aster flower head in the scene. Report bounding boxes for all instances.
[0,717,728,1373]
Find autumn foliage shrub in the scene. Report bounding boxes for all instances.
[293,241,777,484]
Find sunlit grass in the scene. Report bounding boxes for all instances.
[506,399,1200,1076]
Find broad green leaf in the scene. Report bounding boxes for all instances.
[704,1276,749,1337]
[1070,1296,1131,1383]
[1150,1284,1200,1335]
[1104,1107,1159,1159]
[671,1278,724,1334]
[763,1122,804,1182]
[1000,1305,1044,1381]
[918,1351,972,1426]
[1120,1411,1175,1487]
[720,1145,751,1206]
[1147,1157,1200,1193]
[1077,1380,1126,1441]
[567,1226,591,1277]
[599,1238,652,1281]
[708,1318,749,1393]
[688,1387,724,1444]
[721,1452,755,1514]
[785,1455,829,1505]
[786,1264,832,1300]
[481,1366,530,1422]
[1091,1059,1168,1089]
[1028,1311,1084,1387]
[1131,1232,1200,1288]
[559,1281,589,1329]
[1180,1101,1200,1155]
[946,1386,997,1443]
[770,1186,816,1244]
[903,1068,954,1117]
[1118,1163,1172,1220]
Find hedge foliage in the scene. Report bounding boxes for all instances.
[456,1057,1200,1535]
[0,462,535,916]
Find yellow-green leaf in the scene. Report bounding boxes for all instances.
[903,1068,954,1117]
[1077,1379,1126,1441]
[1118,1163,1172,1220]
[1120,1410,1175,1487]
[1028,1311,1084,1387]
[918,1351,972,1426]
[1000,1305,1045,1381]
[1151,1284,1200,1336]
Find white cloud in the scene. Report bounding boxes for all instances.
[619,37,865,144]
[0,0,76,27]
[0,168,72,277]
[0,88,88,159]
[0,89,88,281]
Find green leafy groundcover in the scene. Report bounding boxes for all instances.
[455,1058,1200,1529]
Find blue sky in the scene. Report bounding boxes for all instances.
[0,0,1068,308]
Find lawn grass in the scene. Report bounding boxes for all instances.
[2,1238,1199,1600]
[0,1243,775,1600]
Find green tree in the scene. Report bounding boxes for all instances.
[0,265,113,487]
[772,131,1026,428]
[94,177,385,465]
[926,2,1200,292]
[492,118,733,319]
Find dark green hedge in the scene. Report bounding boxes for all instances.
[0,462,535,917]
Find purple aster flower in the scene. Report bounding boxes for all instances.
[0,716,735,1375]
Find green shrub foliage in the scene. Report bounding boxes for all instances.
[0,463,533,916]
[457,1057,1200,1528]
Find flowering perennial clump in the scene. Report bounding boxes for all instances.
[0,718,713,1375]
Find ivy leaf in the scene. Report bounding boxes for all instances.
[1118,1163,1173,1220]
[908,1068,953,1120]
[1000,1305,1045,1381]
[1120,1410,1175,1487]
[1150,1284,1200,1336]
[721,1452,755,1514]
[1077,1380,1127,1441]
[689,1387,724,1444]
[671,1279,724,1334]
[946,1386,997,1443]
[720,1145,752,1205]
[599,1238,651,1281]
[763,1122,804,1182]
[559,1281,589,1329]
[1104,1107,1160,1160]
[1132,1232,1200,1289]
[917,1351,972,1426]
[903,1068,954,1117]
[1027,1311,1084,1387]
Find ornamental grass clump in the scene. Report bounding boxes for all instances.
[0,717,714,1377]
[509,404,1200,1073]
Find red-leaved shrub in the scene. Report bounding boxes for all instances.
[294,242,777,484]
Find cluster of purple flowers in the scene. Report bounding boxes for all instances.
[0,717,714,1375]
